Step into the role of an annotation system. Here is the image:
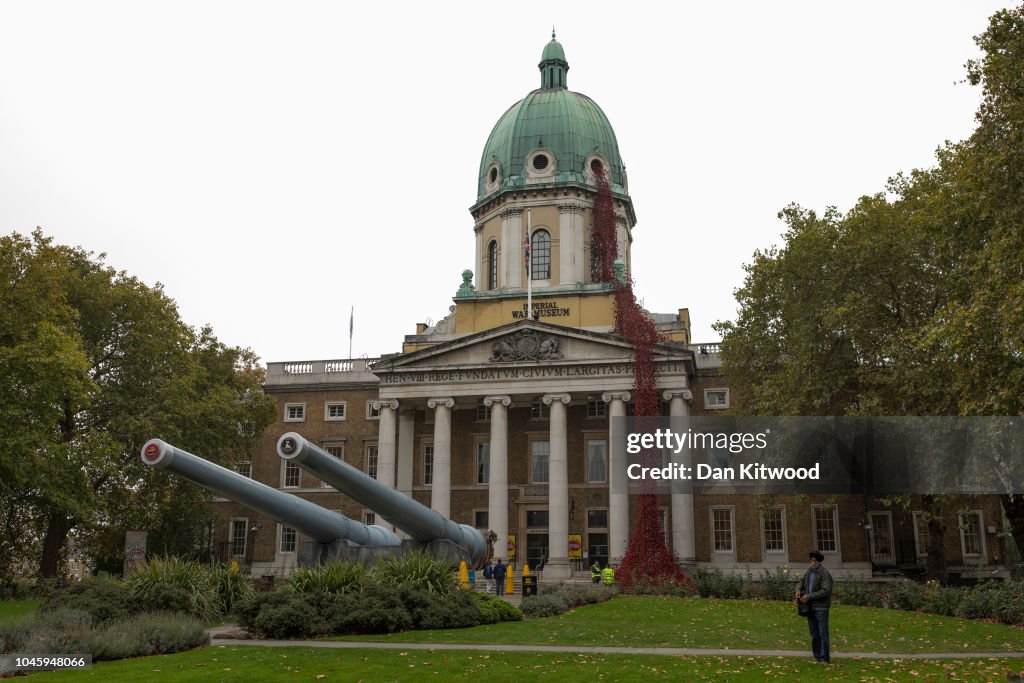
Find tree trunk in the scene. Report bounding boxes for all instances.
[1001,494,1024,563]
[39,514,70,579]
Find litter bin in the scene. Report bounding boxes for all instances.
[522,574,537,597]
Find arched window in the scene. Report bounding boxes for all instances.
[531,229,551,280]
[487,240,498,290]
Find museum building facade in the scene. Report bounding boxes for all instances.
[211,35,1006,581]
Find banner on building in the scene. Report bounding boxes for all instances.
[507,534,516,559]
[568,534,582,559]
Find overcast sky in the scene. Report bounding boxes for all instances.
[0,1,1012,364]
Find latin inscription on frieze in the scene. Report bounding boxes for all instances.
[379,361,686,384]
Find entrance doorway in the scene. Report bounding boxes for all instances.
[526,509,548,570]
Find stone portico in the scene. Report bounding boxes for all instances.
[367,320,695,578]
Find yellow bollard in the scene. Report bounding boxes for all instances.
[506,564,515,596]
[522,563,531,577]
[458,559,469,590]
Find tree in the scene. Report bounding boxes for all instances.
[0,230,276,579]
[714,4,1024,575]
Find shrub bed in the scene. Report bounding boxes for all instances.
[236,555,522,638]
[844,579,1024,625]
[0,608,207,660]
[690,567,1024,626]
[520,583,618,618]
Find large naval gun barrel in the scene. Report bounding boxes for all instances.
[277,432,487,566]
[141,439,399,548]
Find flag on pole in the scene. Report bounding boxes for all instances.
[348,306,354,358]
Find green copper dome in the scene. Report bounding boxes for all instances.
[475,34,627,203]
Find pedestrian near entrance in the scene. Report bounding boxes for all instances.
[796,550,834,664]
[602,564,615,586]
[590,560,602,584]
[493,558,507,596]
[483,560,494,593]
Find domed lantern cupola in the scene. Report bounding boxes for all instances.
[540,30,569,90]
[467,32,637,304]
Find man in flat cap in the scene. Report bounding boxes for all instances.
[796,550,834,664]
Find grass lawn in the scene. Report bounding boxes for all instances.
[15,596,1024,681]
[0,599,40,624]
[28,646,1024,682]
[343,595,1024,654]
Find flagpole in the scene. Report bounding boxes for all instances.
[526,209,532,318]
[349,306,353,359]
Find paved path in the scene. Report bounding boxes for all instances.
[207,628,1024,660]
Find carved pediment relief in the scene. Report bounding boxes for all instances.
[489,329,562,362]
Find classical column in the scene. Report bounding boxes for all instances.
[558,203,585,284]
[427,398,454,518]
[474,223,484,286]
[370,399,399,532]
[665,389,696,568]
[603,391,631,565]
[483,395,511,561]
[395,408,416,540]
[501,207,524,289]
[372,400,399,489]
[543,393,572,578]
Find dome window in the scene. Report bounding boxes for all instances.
[531,230,551,280]
[487,240,498,290]
[585,154,610,185]
[484,162,502,193]
[532,154,550,171]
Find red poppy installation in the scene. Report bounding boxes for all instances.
[592,168,690,588]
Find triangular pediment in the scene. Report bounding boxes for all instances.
[374,320,690,373]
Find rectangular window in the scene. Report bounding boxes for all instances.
[530,401,550,419]
[363,511,376,526]
[365,445,379,480]
[474,510,489,529]
[229,519,247,557]
[526,510,549,528]
[324,402,347,421]
[476,442,490,484]
[913,511,930,558]
[476,403,491,421]
[279,525,297,554]
[761,506,786,553]
[587,509,608,528]
[321,446,344,487]
[869,512,895,565]
[658,508,670,546]
[366,402,381,420]
[284,403,306,422]
[712,507,734,552]
[587,439,607,483]
[704,389,729,410]
[586,400,606,418]
[283,461,301,488]
[423,443,433,485]
[235,462,252,479]
[959,511,984,557]
[812,506,839,553]
[531,230,551,280]
[531,440,550,483]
